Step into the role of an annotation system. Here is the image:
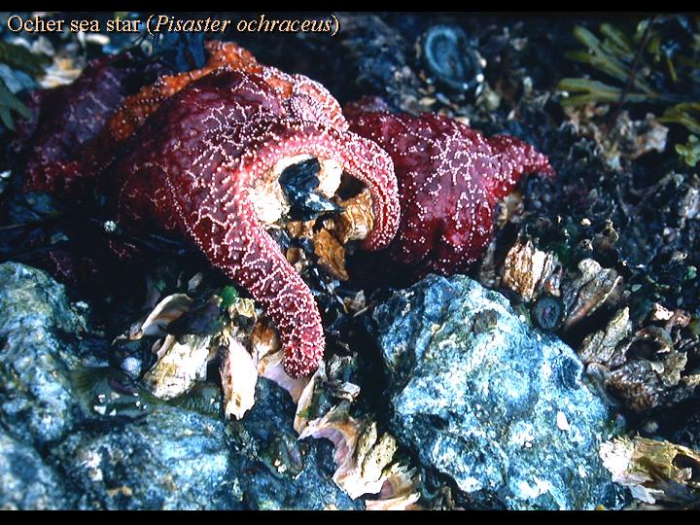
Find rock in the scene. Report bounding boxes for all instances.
[0,262,357,509]
[373,274,625,510]
[0,262,85,446]
[55,380,361,510]
[0,429,68,510]
[231,378,365,510]
[55,406,244,510]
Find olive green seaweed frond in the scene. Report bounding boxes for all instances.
[0,41,50,131]
[0,81,30,131]
[676,135,700,167]
[559,17,700,136]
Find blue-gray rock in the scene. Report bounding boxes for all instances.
[0,262,359,509]
[373,274,625,510]
[54,379,361,510]
[0,262,85,446]
[55,406,245,510]
[232,377,364,510]
[0,429,68,510]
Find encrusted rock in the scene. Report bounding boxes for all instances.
[56,406,241,510]
[0,429,68,510]
[0,262,85,446]
[373,274,625,510]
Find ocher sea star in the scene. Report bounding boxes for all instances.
[14,51,168,204]
[346,97,554,276]
[102,41,346,149]
[103,71,399,377]
[17,45,400,378]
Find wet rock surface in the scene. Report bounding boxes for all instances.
[55,407,241,510]
[373,274,626,510]
[230,378,364,510]
[0,429,67,510]
[52,381,359,510]
[0,262,84,447]
[0,262,359,510]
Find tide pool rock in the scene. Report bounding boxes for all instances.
[373,274,625,510]
[0,262,85,446]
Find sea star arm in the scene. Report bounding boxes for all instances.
[189,120,399,376]
[106,71,398,377]
[15,52,168,203]
[347,106,554,276]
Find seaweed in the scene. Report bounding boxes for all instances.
[0,81,30,131]
[559,17,700,136]
[675,135,700,167]
[0,41,49,131]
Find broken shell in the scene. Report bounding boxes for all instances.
[649,303,675,322]
[227,296,257,320]
[285,219,315,241]
[251,319,310,402]
[576,298,699,412]
[313,228,349,281]
[220,336,258,420]
[128,293,193,340]
[365,464,422,510]
[343,290,367,316]
[187,272,204,292]
[334,188,375,245]
[354,423,399,496]
[600,436,700,505]
[298,405,399,500]
[563,108,669,171]
[248,316,422,505]
[579,307,631,367]
[141,333,214,400]
[563,258,622,329]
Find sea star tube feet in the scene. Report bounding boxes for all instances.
[346,97,555,277]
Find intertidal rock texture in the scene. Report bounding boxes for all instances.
[373,274,625,510]
[0,262,361,510]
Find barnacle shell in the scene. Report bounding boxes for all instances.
[579,303,700,412]
[256,337,421,504]
[563,108,669,171]
[563,259,622,329]
[365,464,421,510]
[334,188,375,245]
[579,307,631,367]
[298,405,399,499]
[502,239,561,302]
[313,228,349,281]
